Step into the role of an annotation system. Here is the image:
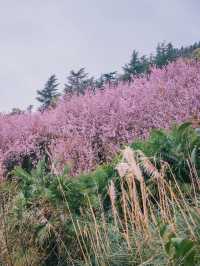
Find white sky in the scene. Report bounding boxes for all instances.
[0,0,199,111]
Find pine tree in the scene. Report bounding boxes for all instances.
[122,50,150,81]
[154,42,167,67]
[10,108,23,115]
[94,75,104,89]
[166,42,176,62]
[36,74,60,110]
[154,42,176,67]
[64,68,89,95]
[102,71,117,86]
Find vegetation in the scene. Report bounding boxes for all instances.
[1,40,200,265]
[33,41,200,108]
[1,124,200,265]
[192,48,200,60]
[64,68,94,96]
[122,50,149,81]
[36,74,60,110]
[132,122,200,182]
[1,59,200,177]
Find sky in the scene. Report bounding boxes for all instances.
[0,0,199,112]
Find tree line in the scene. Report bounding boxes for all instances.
[10,40,200,113]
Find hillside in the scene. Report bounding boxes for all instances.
[1,58,200,265]
[1,59,200,178]
[1,1,200,264]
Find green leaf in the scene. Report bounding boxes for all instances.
[171,237,196,266]
[12,166,31,179]
[159,224,168,238]
[177,122,191,133]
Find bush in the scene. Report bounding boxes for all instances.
[131,123,200,182]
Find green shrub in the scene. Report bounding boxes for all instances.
[131,123,200,182]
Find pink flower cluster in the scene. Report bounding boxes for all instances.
[1,59,200,177]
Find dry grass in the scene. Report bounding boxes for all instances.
[73,147,200,265]
[0,147,200,265]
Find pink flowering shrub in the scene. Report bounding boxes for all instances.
[1,59,200,178]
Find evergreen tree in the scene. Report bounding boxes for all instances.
[121,41,200,83]
[102,71,117,86]
[83,76,96,91]
[139,55,150,73]
[36,74,60,110]
[122,50,149,81]
[165,43,176,62]
[154,42,176,67]
[64,68,89,95]
[180,42,200,58]
[94,75,105,89]
[10,108,23,115]
[154,42,167,67]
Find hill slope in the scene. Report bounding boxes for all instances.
[1,59,200,177]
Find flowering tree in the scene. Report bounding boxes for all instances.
[1,59,200,178]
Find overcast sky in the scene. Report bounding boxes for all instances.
[0,0,199,112]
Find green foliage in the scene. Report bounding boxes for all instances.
[64,68,94,95]
[132,123,200,182]
[10,107,24,115]
[0,160,117,265]
[154,42,177,67]
[121,41,200,81]
[12,160,115,212]
[122,50,150,81]
[2,123,200,265]
[36,74,60,110]
[159,224,197,265]
[102,71,118,86]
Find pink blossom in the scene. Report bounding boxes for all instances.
[0,59,200,177]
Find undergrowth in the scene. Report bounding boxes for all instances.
[1,123,200,265]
